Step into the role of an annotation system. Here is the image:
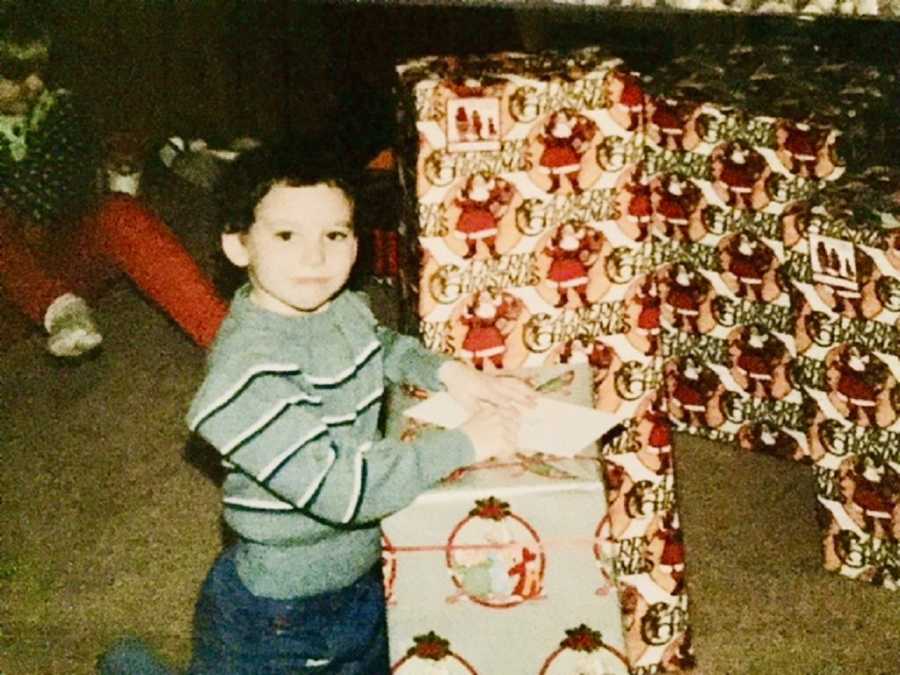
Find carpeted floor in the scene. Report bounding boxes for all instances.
[1,167,898,675]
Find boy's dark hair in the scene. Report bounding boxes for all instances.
[218,138,361,234]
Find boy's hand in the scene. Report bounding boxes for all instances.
[459,402,521,462]
[438,360,537,416]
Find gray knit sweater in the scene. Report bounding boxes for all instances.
[187,286,474,599]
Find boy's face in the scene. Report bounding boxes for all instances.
[222,182,357,316]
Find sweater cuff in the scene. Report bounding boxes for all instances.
[407,348,453,392]
[413,427,476,485]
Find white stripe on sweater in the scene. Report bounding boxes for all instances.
[223,496,295,510]
[256,424,328,482]
[220,396,320,457]
[342,442,372,523]
[295,446,337,509]
[188,363,310,430]
[304,340,381,386]
[321,386,384,426]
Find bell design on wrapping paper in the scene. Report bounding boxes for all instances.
[539,624,630,675]
[391,631,479,674]
[446,497,545,608]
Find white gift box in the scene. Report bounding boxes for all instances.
[382,364,629,674]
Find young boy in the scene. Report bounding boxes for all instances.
[100,140,533,674]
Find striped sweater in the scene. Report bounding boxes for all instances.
[187,286,474,599]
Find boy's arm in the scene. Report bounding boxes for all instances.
[375,324,450,391]
[188,368,475,525]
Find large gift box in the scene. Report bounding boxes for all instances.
[393,47,691,674]
[786,168,900,589]
[382,365,631,674]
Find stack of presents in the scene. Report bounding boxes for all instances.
[378,40,899,674]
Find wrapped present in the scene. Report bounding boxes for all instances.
[787,167,900,434]
[810,422,900,589]
[596,389,695,675]
[783,167,900,588]
[395,47,650,372]
[382,364,631,674]
[640,39,900,173]
[394,47,694,673]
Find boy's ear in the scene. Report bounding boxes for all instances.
[221,232,250,267]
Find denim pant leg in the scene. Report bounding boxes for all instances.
[187,546,390,675]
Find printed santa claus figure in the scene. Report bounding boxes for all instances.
[636,394,673,473]
[737,420,801,461]
[646,513,686,596]
[721,232,779,303]
[887,230,900,272]
[458,290,519,371]
[648,97,699,152]
[712,141,769,211]
[829,345,892,428]
[652,174,704,242]
[543,223,602,308]
[838,457,899,540]
[666,355,721,429]
[536,109,597,195]
[661,263,711,334]
[627,276,661,356]
[775,120,835,179]
[606,70,644,132]
[452,173,514,259]
[729,324,789,400]
[618,169,653,241]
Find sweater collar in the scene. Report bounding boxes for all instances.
[228,284,379,380]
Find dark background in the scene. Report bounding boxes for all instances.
[31,1,900,160]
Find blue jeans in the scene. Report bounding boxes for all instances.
[99,546,390,675]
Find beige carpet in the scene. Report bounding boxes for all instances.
[1,179,897,674]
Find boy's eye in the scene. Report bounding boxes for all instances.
[327,230,349,241]
[275,231,293,242]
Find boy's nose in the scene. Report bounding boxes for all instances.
[299,242,326,267]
